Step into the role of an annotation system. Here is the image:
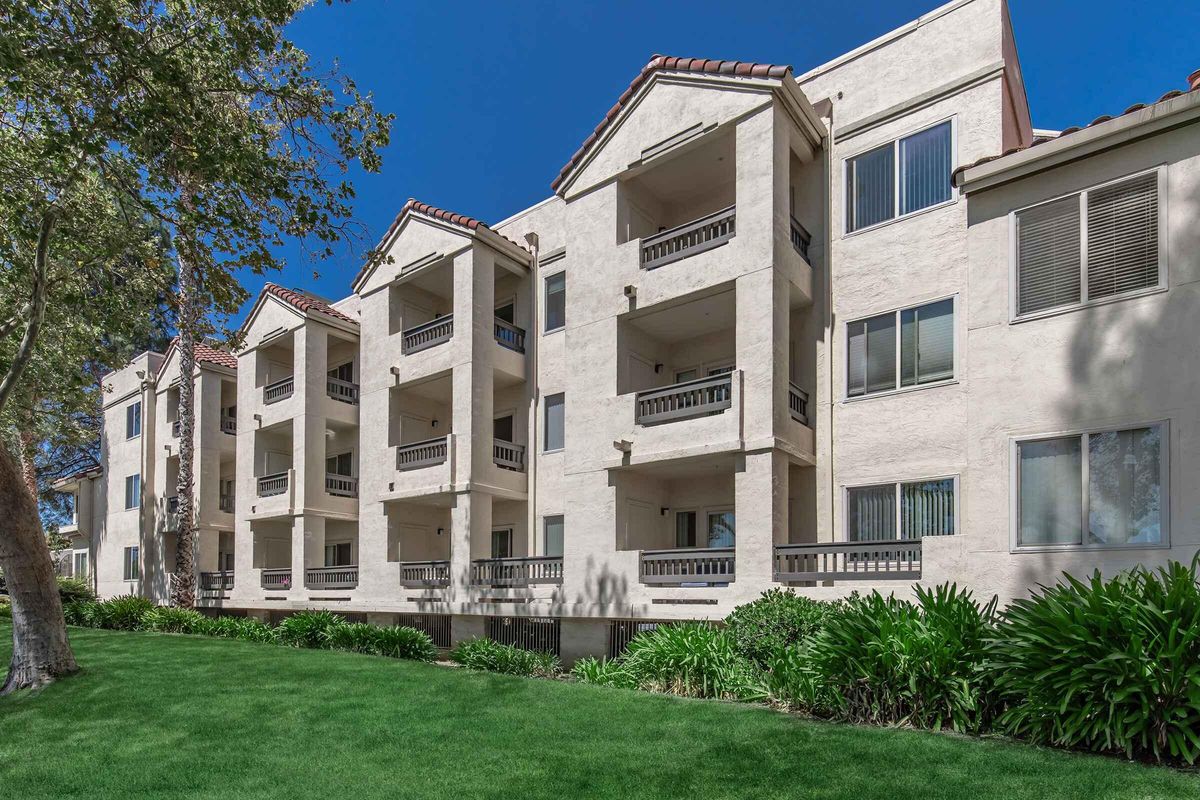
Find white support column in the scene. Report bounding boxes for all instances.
[735,450,788,587]
[448,490,491,606]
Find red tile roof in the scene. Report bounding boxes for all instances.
[193,340,238,371]
[551,54,793,194]
[263,283,357,324]
[953,83,1200,185]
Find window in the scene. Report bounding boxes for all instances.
[706,510,735,548]
[847,298,953,397]
[122,546,139,581]
[125,401,142,439]
[543,515,564,557]
[74,552,87,577]
[846,120,953,233]
[847,478,956,541]
[326,452,352,477]
[545,272,566,332]
[1015,170,1162,317]
[324,542,352,567]
[328,362,353,382]
[491,528,512,559]
[1016,424,1165,549]
[543,393,564,452]
[675,511,697,548]
[493,414,514,443]
[124,474,141,510]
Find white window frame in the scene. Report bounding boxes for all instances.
[542,392,565,453]
[842,116,958,237]
[542,514,565,557]
[122,545,139,581]
[124,474,141,510]
[842,474,960,542]
[544,271,566,334]
[843,293,958,401]
[1008,165,1169,323]
[704,505,736,548]
[1009,420,1170,553]
[125,401,142,439]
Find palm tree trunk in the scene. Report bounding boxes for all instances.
[171,249,198,608]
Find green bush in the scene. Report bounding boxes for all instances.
[63,600,101,627]
[143,606,208,634]
[450,638,560,678]
[571,656,638,689]
[618,622,766,701]
[0,597,10,619]
[274,610,345,649]
[724,589,843,667]
[789,584,997,732]
[373,625,437,661]
[205,615,276,643]
[325,622,380,654]
[56,576,96,604]
[95,595,155,631]
[985,561,1200,764]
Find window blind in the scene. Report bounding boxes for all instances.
[900,121,952,215]
[1016,195,1081,315]
[1086,172,1159,300]
[847,484,896,541]
[1018,437,1083,546]
[847,315,898,396]
[901,478,955,537]
[1087,426,1161,545]
[847,143,894,232]
[900,298,954,386]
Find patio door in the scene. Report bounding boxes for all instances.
[324,541,352,567]
[491,528,513,559]
[706,509,735,548]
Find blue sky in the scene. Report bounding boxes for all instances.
[245,0,1199,322]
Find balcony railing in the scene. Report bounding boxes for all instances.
[790,216,811,262]
[171,420,180,438]
[493,318,526,353]
[636,373,732,426]
[221,415,237,435]
[641,205,736,270]
[789,382,810,426]
[325,473,358,498]
[774,541,922,583]
[261,568,291,590]
[470,556,563,587]
[493,440,526,472]
[219,494,234,513]
[306,565,358,590]
[256,472,289,497]
[640,547,735,585]
[263,376,294,404]
[326,376,360,405]
[396,436,448,471]
[402,315,453,354]
[400,560,451,588]
[199,571,234,594]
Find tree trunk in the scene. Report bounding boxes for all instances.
[0,440,77,693]
[171,248,198,608]
[18,425,38,500]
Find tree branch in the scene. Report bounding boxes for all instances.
[0,210,58,414]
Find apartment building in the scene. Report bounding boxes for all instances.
[59,0,1200,661]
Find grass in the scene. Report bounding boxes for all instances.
[0,624,1196,800]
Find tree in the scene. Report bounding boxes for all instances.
[0,0,390,690]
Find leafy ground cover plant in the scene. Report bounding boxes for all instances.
[450,638,560,678]
[723,589,844,667]
[274,611,345,649]
[142,607,209,634]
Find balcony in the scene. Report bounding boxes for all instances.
[639,547,735,585]
[790,216,812,262]
[789,382,810,426]
[261,568,292,590]
[325,474,358,498]
[774,541,922,583]
[306,565,358,590]
[219,494,234,513]
[256,472,289,497]
[636,373,732,426]
[640,205,736,271]
[470,556,563,587]
[402,315,453,354]
[400,560,450,588]
[263,376,294,404]
[396,436,448,471]
[326,377,359,405]
[199,571,234,595]
[492,440,526,472]
[221,415,237,435]
[493,318,526,354]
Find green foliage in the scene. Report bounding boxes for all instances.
[617,623,766,701]
[372,626,437,662]
[204,615,275,643]
[985,561,1200,764]
[274,611,345,649]
[56,576,96,604]
[62,600,100,627]
[724,589,844,667]
[94,595,155,631]
[571,657,638,690]
[450,638,560,678]
[788,585,998,732]
[325,622,380,654]
[143,607,208,634]
[0,597,10,618]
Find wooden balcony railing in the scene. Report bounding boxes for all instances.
[326,376,360,405]
[199,571,234,594]
[640,547,735,585]
[402,315,453,354]
[470,556,563,587]
[494,318,526,353]
[641,205,736,270]
[636,373,732,426]
[263,376,294,404]
[774,541,922,583]
[493,440,526,472]
[260,568,291,590]
[256,472,289,497]
[219,494,234,513]
[306,565,358,590]
[220,415,237,435]
[790,216,812,262]
[396,436,448,471]
[789,381,810,426]
[400,560,451,588]
[325,474,358,498]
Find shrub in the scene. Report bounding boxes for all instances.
[985,561,1200,764]
[373,625,437,661]
[790,584,997,732]
[63,600,101,627]
[56,576,96,604]
[571,656,638,689]
[143,607,208,634]
[325,622,380,654]
[0,597,10,619]
[274,610,345,649]
[95,595,155,631]
[450,638,560,678]
[205,615,276,643]
[618,622,766,701]
[724,589,843,667]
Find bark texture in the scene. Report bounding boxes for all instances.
[171,243,197,608]
[0,441,77,693]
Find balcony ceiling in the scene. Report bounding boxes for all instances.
[631,131,734,207]
[629,288,735,343]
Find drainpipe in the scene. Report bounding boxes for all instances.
[524,232,540,555]
[137,372,155,598]
[822,100,836,544]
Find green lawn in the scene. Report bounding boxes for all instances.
[0,624,1195,799]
